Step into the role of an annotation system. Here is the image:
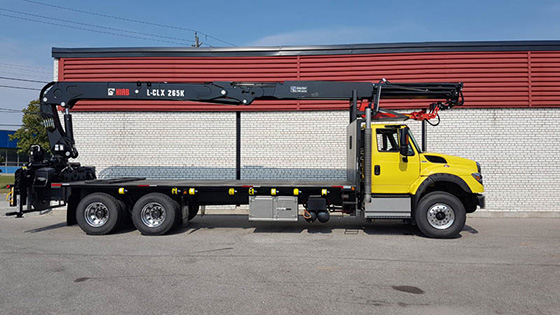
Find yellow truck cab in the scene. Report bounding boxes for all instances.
[365,123,485,237]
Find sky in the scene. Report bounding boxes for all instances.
[0,0,559,129]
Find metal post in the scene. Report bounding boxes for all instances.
[364,107,372,204]
[236,111,241,180]
[350,90,357,123]
[422,119,427,152]
[373,85,382,114]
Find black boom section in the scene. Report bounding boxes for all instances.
[42,82,242,107]
[41,81,462,108]
[41,81,377,108]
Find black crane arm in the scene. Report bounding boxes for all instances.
[39,80,463,161]
[41,80,462,108]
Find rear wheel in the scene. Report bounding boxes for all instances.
[132,193,178,235]
[415,192,466,238]
[76,193,121,235]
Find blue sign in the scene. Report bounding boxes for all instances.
[0,130,17,149]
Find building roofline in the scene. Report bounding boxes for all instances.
[52,40,560,58]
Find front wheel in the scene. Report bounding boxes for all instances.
[415,192,466,238]
[132,193,179,236]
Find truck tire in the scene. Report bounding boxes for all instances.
[117,198,132,227]
[415,192,466,238]
[132,193,178,235]
[76,192,122,235]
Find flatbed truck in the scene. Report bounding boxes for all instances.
[7,80,485,238]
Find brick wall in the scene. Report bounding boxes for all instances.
[71,112,237,179]
[241,112,348,180]
[70,108,560,214]
[414,108,560,213]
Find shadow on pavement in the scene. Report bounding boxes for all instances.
[463,224,479,234]
[25,222,67,233]
[18,213,478,238]
[169,214,420,236]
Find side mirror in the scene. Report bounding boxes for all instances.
[398,128,409,158]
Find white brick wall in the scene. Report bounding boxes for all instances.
[70,108,560,213]
[414,108,560,213]
[241,111,348,180]
[390,108,560,213]
[72,112,237,179]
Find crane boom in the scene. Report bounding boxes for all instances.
[41,80,462,108]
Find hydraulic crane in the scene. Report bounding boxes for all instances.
[39,79,462,162]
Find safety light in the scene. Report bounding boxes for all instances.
[472,173,483,185]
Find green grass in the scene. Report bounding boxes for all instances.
[0,174,15,193]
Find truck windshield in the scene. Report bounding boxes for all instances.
[408,130,422,153]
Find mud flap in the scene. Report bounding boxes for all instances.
[181,206,189,227]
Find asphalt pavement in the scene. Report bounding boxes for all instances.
[0,199,559,315]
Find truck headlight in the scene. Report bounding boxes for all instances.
[472,173,483,185]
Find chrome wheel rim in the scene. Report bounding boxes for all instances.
[84,202,109,227]
[140,202,166,228]
[427,203,455,230]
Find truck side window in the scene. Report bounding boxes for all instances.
[376,128,416,155]
[376,129,399,152]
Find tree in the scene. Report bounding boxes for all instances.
[9,100,50,155]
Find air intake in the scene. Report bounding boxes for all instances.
[424,155,447,164]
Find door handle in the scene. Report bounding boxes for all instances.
[374,165,380,175]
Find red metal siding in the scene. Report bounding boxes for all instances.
[58,51,560,111]
[531,52,560,107]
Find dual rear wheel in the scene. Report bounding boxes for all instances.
[131,193,178,235]
[76,193,124,235]
[76,192,193,236]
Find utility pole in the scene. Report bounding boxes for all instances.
[192,32,201,48]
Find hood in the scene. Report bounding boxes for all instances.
[420,152,478,175]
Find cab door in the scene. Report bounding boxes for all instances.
[370,127,420,194]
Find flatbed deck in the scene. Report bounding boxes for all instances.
[55,178,356,207]
[62,178,356,189]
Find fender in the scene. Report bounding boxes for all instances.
[412,173,472,207]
